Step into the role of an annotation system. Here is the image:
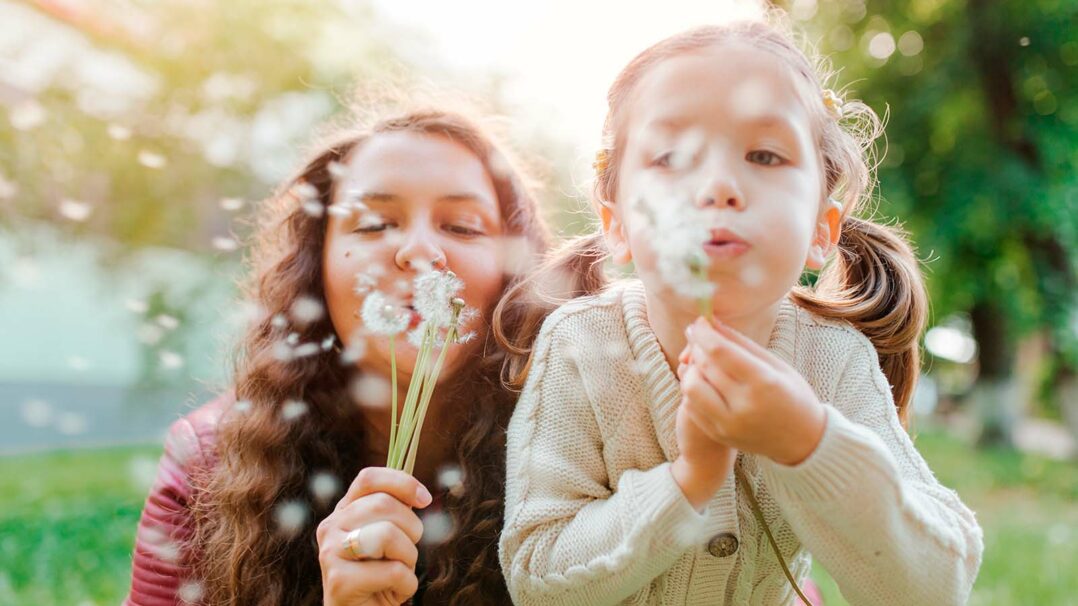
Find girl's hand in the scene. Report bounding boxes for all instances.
[317,467,433,606]
[680,316,826,466]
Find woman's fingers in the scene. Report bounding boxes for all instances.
[322,559,419,604]
[334,492,425,544]
[340,520,420,569]
[336,467,433,512]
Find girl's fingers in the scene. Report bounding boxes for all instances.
[336,492,425,544]
[689,344,737,395]
[680,365,732,423]
[687,318,769,379]
[336,467,433,512]
[708,317,782,369]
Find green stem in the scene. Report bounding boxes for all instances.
[735,465,814,606]
[390,324,433,469]
[387,335,398,464]
[402,324,458,475]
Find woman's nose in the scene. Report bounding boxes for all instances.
[393,226,447,272]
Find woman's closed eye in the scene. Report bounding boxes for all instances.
[353,216,397,233]
[746,149,786,166]
[444,223,486,237]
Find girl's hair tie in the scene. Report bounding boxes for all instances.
[822,89,845,120]
[593,148,611,174]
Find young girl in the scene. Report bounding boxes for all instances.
[497,20,983,606]
[125,107,551,605]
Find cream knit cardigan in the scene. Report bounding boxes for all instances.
[500,280,983,605]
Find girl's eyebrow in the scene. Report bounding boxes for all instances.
[352,191,496,208]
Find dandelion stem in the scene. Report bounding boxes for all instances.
[388,335,397,460]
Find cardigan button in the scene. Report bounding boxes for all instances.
[707,532,739,557]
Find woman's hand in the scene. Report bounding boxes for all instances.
[680,316,827,466]
[317,467,433,606]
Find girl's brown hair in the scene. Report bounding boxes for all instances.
[496,19,927,423]
[190,109,550,605]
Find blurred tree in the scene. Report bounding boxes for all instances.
[782,0,1077,446]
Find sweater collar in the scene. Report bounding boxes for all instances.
[619,279,799,461]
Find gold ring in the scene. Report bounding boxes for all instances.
[341,527,369,560]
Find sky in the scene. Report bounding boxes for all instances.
[367,0,774,161]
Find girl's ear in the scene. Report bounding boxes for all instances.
[805,199,842,270]
[597,200,633,265]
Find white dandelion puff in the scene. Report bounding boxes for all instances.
[212,236,239,252]
[138,150,167,169]
[350,374,392,409]
[281,399,308,421]
[301,199,324,217]
[353,271,379,296]
[233,400,252,414]
[290,296,324,325]
[273,340,294,361]
[413,270,464,329]
[286,332,300,346]
[419,510,453,546]
[159,351,185,370]
[137,323,165,346]
[438,465,464,496]
[20,399,52,427]
[59,198,93,222]
[273,500,309,538]
[178,581,205,605]
[107,124,132,140]
[327,161,347,178]
[309,471,341,503]
[125,298,148,314]
[360,292,409,336]
[155,314,180,331]
[320,335,336,351]
[0,173,17,200]
[270,313,289,329]
[10,100,46,130]
[292,342,320,358]
[219,197,244,211]
[128,456,158,492]
[292,182,318,201]
[56,412,88,435]
[339,340,367,365]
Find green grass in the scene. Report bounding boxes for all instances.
[0,430,1075,605]
[810,429,1077,606]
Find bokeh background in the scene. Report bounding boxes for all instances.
[0,0,1074,604]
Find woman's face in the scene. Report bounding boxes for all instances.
[322,131,505,388]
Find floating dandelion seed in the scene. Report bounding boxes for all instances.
[326,203,356,218]
[321,335,336,351]
[270,313,289,329]
[212,236,239,252]
[138,150,167,169]
[107,124,132,140]
[178,581,205,604]
[339,339,367,365]
[59,198,93,222]
[233,400,252,414]
[10,100,46,130]
[159,351,185,370]
[273,340,294,361]
[68,356,90,371]
[438,465,464,497]
[219,197,244,211]
[20,399,52,427]
[310,471,341,503]
[0,173,17,200]
[497,236,535,275]
[137,323,165,346]
[292,182,318,201]
[290,296,324,325]
[128,456,158,492]
[301,200,324,217]
[125,299,148,314]
[419,511,453,546]
[292,342,320,358]
[155,314,179,331]
[286,332,300,346]
[740,264,765,286]
[351,374,392,409]
[327,161,347,178]
[274,500,309,538]
[281,399,309,421]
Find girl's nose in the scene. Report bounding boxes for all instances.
[696,176,746,211]
[393,228,447,272]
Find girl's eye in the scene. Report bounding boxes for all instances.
[445,224,485,237]
[649,151,674,168]
[747,150,784,166]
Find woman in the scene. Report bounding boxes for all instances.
[124,108,551,605]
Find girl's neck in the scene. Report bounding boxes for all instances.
[643,286,784,372]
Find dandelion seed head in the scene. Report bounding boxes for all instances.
[274,500,309,538]
[59,198,93,222]
[413,271,464,328]
[107,123,132,140]
[350,374,392,409]
[281,399,309,421]
[360,292,409,336]
[138,150,167,169]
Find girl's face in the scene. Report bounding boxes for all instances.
[609,42,833,320]
[322,131,505,384]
